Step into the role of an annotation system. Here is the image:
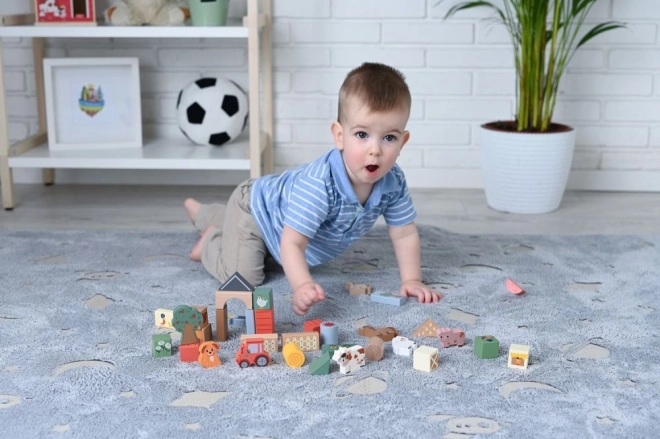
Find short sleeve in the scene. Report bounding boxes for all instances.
[283,176,331,238]
[382,169,417,227]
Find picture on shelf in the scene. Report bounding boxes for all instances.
[44,58,143,151]
[35,0,97,25]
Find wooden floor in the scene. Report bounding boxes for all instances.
[1,184,659,234]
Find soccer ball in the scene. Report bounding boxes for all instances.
[176,77,249,146]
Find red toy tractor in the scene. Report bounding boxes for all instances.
[235,338,271,368]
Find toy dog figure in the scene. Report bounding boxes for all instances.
[198,341,221,368]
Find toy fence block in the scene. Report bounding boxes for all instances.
[240,333,279,355]
[303,319,323,334]
[308,352,332,375]
[345,281,373,295]
[252,286,273,310]
[412,318,440,338]
[195,322,213,343]
[215,306,229,342]
[152,333,173,358]
[508,343,531,369]
[320,322,338,346]
[254,309,275,334]
[154,309,173,329]
[371,291,406,306]
[413,345,440,372]
[474,335,499,359]
[245,310,256,334]
[193,306,209,325]
[281,331,320,352]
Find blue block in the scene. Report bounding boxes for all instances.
[229,315,246,328]
[371,290,406,306]
[245,310,256,334]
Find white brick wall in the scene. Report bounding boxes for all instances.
[2,0,660,189]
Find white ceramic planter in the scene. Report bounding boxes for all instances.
[479,123,576,214]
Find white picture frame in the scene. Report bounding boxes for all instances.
[43,57,143,151]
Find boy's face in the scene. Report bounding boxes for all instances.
[331,98,410,193]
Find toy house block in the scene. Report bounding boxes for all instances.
[282,331,320,352]
[282,342,306,368]
[152,333,173,358]
[245,310,256,334]
[358,325,399,342]
[413,345,440,372]
[303,319,323,334]
[154,309,173,329]
[193,306,209,325]
[412,318,440,338]
[474,335,499,359]
[345,281,373,295]
[508,343,530,369]
[240,333,279,354]
[252,286,273,310]
[365,336,384,361]
[215,306,229,342]
[216,271,254,310]
[320,322,338,346]
[195,322,213,343]
[179,343,200,363]
[308,352,332,375]
[35,0,97,26]
[371,291,406,306]
[254,309,275,334]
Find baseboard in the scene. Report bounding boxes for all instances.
[9,168,660,192]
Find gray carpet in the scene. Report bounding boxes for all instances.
[0,226,658,438]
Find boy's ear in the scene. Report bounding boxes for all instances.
[400,130,411,151]
[331,121,344,151]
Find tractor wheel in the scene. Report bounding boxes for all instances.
[256,355,269,367]
[239,360,249,368]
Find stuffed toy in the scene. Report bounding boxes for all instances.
[105,0,189,26]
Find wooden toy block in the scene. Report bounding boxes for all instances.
[240,333,279,354]
[308,352,332,375]
[322,343,357,357]
[371,290,406,306]
[195,322,213,343]
[254,309,275,334]
[252,286,273,310]
[436,327,466,348]
[215,306,229,342]
[282,342,306,368]
[345,281,373,295]
[365,336,384,362]
[154,309,173,329]
[303,319,323,334]
[474,335,499,359]
[508,343,530,369]
[245,309,256,334]
[179,342,200,363]
[235,338,271,368]
[152,333,173,358]
[281,331,320,351]
[172,305,202,345]
[413,345,440,372]
[198,341,222,368]
[193,306,209,325]
[331,345,366,374]
[320,322,338,346]
[506,278,526,295]
[358,325,399,342]
[229,315,246,328]
[35,0,97,26]
[412,318,440,338]
[392,336,418,356]
[216,271,254,310]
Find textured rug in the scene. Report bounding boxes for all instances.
[0,226,658,438]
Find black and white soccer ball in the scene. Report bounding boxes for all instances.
[176,77,248,146]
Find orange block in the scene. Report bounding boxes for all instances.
[303,318,323,334]
[255,309,275,334]
[180,342,199,363]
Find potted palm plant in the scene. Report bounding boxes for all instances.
[444,0,625,214]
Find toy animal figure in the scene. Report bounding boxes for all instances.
[198,341,221,368]
[436,328,466,348]
[392,336,418,356]
[331,345,365,374]
[105,0,189,26]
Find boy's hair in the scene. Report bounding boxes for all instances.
[337,62,411,123]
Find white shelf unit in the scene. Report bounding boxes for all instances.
[0,0,273,210]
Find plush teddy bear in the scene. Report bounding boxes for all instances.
[105,0,189,26]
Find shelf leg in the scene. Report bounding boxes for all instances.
[247,0,261,179]
[33,37,53,185]
[0,41,15,210]
[261,0,273,175]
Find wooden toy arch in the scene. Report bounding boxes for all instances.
[215,291,253,310]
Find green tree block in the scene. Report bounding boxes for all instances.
[308,352,331,375]
[321,343,356,357]
[474,335,499,359]
[252,287,273,310]
[152,333,173,358]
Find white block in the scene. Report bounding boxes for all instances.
[508,343,530,369]
[413,345,439,372]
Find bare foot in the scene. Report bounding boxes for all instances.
[189,226,216,261]
[184,198,201,224]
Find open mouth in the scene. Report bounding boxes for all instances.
[366,165,379,173]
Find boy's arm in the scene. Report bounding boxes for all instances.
[280,225,325,315]
[388,222,442,303]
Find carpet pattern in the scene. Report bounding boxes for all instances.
[0,226,658,438]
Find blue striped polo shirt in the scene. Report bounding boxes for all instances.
[250,148,416,266]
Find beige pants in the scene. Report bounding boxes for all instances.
[195,179,268,286]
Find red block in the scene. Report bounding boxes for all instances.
[255,309,275,334]
[303,318,323,334]
[179,343,200,362]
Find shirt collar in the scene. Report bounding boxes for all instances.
[328,148,401,207]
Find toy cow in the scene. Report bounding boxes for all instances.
[392,336,418,356]
[331,345,366,374]
[436,328,466,348]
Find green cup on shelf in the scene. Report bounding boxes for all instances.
[189,0,230,26]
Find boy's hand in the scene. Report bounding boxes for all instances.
[292,282,326,315]
[400,280,442,304]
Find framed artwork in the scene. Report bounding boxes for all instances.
[34,0,97,25]
[43,57,143,151]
